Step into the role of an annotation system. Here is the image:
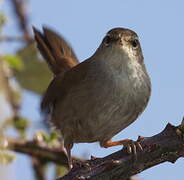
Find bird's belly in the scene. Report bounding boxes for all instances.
[76,100,141,143]
[57,92,145,144]
[52,74,150,144]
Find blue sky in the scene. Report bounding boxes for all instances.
[2,0,184,180]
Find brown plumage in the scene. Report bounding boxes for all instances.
[33,27,78,75]
[33,27,151,169]
[33,27,79,113]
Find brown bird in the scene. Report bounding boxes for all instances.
[33,27,151,168]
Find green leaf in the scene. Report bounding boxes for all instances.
[14,44,52,94]
[4,55,24,70]
[50,131,60,141]
[34,131,61,147]
[13,117,29,138]
[56,165,68,178]
[13,117,29,130]
[0,151,16,164]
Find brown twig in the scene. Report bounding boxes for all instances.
[0,57,20,120]
[9,0,31,41]
[0,36,33,42]
[3,123,184,180]
[57,123,184,180]
[32,157,46,180]
[6,136,69,166]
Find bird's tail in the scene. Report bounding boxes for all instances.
[33,27,79,76]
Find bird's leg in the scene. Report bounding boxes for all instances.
[100,139,132,147]
[100,139,143,156]
[64,142,73,170]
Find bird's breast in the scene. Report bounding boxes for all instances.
[54,59,151,144]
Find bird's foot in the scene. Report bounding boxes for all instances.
[123,140,143,158]
[100,138,144,158]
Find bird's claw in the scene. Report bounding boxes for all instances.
[124,140,143,158]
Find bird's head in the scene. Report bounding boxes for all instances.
[98,28,143,64]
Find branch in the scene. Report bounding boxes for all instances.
[9,0,31,42]
[31,157,46,180]
[5,136,68,166]
[58,123,184,180]
[4,122,184,180]
[0,36,33,42]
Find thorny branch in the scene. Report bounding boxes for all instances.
[1,120,184,180]
[56,123,184,180]
[2,122,184,180]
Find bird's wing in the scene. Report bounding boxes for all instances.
[33,27,79,75]
[41,58,91,114]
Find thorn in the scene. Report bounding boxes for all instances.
[137,136,145,141]
[90,155,97,160]
[165,123,174,130]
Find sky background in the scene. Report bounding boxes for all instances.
[1,0,184,180]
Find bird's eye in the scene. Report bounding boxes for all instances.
[104,35,111,46]
[131,39,139,48]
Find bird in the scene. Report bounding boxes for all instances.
[33,27,151,169]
